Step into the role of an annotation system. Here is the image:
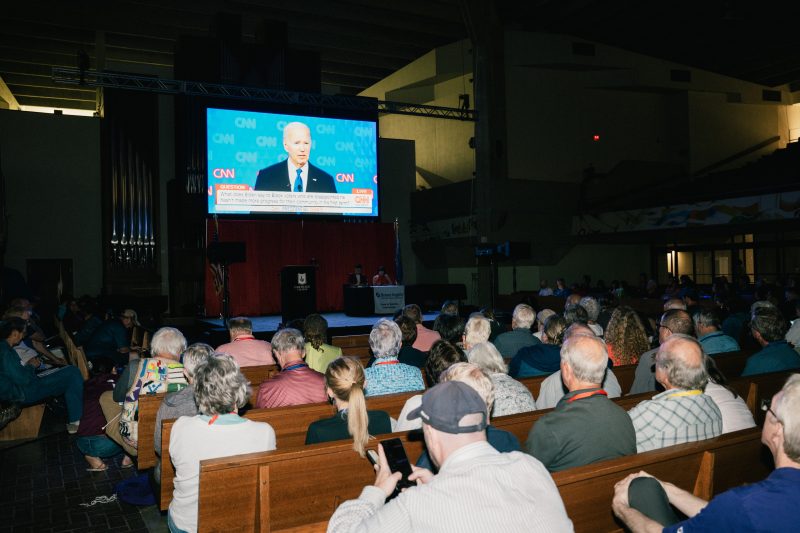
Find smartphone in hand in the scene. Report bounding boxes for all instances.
[379,438,415,500]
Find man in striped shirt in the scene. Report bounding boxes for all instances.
[628,334,722,453]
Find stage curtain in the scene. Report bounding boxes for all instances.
[204,220,395,316]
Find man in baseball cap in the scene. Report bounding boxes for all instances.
[328,381,573,532]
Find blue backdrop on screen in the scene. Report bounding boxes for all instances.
[206,108,379,216]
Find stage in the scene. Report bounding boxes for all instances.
[196,311,439,345]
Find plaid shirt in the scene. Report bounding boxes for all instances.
[628,389,722,452]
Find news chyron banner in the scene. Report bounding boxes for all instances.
[207,108,378,216]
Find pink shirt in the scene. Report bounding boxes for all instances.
[255,361,327,408]
[216,336,275,367]
[412,323,441,352]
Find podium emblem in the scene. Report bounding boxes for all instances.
[297,273,307,285]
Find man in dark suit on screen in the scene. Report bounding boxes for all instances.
[253,121,338,193]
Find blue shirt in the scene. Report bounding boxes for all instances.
[698,331,740,355]
[508,344,561,378]
[364,357,425,397]
[663,467,800,532]
[741,341,800,376]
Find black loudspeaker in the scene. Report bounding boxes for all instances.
[207,242,246,264]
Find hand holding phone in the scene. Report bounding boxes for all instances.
[373,438,415,500]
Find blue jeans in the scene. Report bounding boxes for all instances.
[76,434,123,458]
[21,366,83,422]
[167,511,189,533]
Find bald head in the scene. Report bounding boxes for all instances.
[564,322,595,341]
[566,293,582,306]
[655,334,707,390]
[664,298,687,311]
[560,334,608,388]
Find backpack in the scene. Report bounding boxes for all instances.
[118,357,187,447]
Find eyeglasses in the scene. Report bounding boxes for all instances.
[658,324,672,333]
[760,397,780,421]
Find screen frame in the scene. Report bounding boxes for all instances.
[203,99,380,221]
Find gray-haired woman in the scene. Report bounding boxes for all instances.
[168,354,276,533]
[467,342,536,416]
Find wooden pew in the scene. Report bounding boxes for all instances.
[193,426,768,533]
[730,369,796,424]
[0,403,45,441]
[159,390,420,509]
[553,428,770,532]
[331,334,370,349]
[240,365,280,389]
[137,393,167,469]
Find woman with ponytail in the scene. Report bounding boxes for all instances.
[304,357,391,456]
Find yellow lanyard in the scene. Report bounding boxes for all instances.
[668,389,702,398]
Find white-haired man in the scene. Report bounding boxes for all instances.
[527,334,635,471]
[364,319,424,397]
[628,334,722,452]
[462,315,491,351]
[612,374,800,532]
[328,381,574,532]
[494,304,540,358]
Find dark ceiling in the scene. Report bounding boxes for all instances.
[1,0,799,112]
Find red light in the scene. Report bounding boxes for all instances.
[592,134,600,141]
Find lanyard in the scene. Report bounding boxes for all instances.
[234,335,255,342]
[208,412,238,425]
[566,389,608,403]
[668,389,702,398]
[375,359,399,366]
[282,362,308,372]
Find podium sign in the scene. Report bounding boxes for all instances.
[373,286,405,314]
[280,266,317,323]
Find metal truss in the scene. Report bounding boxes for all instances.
[52,67,476,121]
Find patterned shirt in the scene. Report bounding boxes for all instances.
[628,388,722,453]
[490,373,536,416]
[364,357,424,397]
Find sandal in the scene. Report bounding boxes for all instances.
[86,464,108,472]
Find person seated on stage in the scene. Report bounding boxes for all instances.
[402,304,440,352]
[255,328,327,408]
[0,317,84,434]
[612,374,800,533]
[168,355,276,533]
[305,357,391,450]
[347,263,368,287]
[303,314,342,374]
[364,319,424,397]
[84,308,142,367]
[371,266,393,286]
[215,316,275,368]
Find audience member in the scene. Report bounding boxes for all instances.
[538,280,553,296]
[306,357,392,452]
[416,363,521,471]
[302,314,341,373]
[629,309,693,394]
[467,342,535,416]
[742,307,800,376]
[168,355,276,533]
[553,278,570,297]
[440,300,460,317]
[533,308,556,341]
[103,327,187,455]
[663,298,687,312]
[785,300,800,350]
[627,335,722,452]
[394,316,427,368]
[461,315,491,351]
[402,304,440,352]
[255,328,326,408]
[508,315,566,378]
[579,296,604,337]
[693,308,740,355]
[534,324,622,410]
[84,308,141,366]
[153,343,214,482]
[527,334,635,471]
[612,374,800,532]
[328,380,573,533]
[364,319,424,397]
[431,313,465,345]
[493,304,539,358]
[215,317,275,368]
[604,306,650,366]
[395,340,465,431]
[480,308,505,342]
[703,356,755,434]
[0,317,83,433]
